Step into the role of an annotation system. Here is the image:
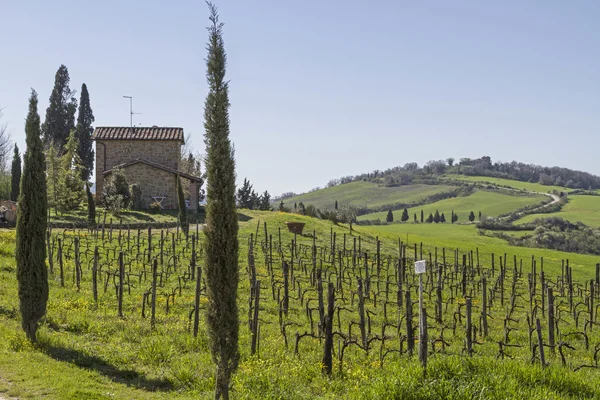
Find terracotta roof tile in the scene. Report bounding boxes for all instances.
[92,126,184,142]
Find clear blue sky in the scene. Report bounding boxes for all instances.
[1,1,599,196]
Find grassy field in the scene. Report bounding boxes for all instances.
[280,181,454,210]
[445,174,567,193]
[358,190,545,222]
[517,195,600,227]
[47,206,196,225]
[1,211,600,399]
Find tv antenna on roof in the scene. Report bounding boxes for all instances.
[122,96,143,133]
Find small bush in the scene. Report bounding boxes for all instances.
[149,201,162,213]
[102,168,131,215]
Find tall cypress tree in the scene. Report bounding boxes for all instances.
[10,144,21,201]
[16,89,48,343]
[42,65,77,148]
[386,209,393,223]
[75,83,95,180]
[177,175,189,236]
[203,4,239,399]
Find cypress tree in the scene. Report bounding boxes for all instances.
[75,83,95,180]
[414,213,417,223]
[427,213,434,223]
[86,183,96,228]
[420,209,424,223]
[42,65,77,148]
[469,211,475,222]
[334,200,338,210]
[433,210,440,223]
[440,213,446,223]
[386,209,394,223]
[401,208,409,222]
[177,175,189,236]
[10,144,21,201]
[16,89,48,343]
[203,5,239,399]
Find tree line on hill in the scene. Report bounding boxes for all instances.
[288,155,600,198]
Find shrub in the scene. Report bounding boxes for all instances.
[149,201,162,213]
[102,168,131,215]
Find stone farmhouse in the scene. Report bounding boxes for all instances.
[91,126,201,210]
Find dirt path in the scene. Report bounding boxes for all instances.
[497,190,561,222]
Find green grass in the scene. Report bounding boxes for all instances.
[446,174,567,193]
[358,190,545,222]
[517,195,600,227]
[1,212,600,399]
[281,181,454,210]
[48,206,195,225]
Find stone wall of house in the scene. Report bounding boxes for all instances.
[95,139,181,201]
[121,163,178,209]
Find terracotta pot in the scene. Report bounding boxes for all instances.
[286,221,305,234]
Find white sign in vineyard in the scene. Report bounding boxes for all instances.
[414,260,426,274]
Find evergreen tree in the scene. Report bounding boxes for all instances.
[420,209,424,223]
[259,190,271,211]
[414,213,417,223]
[469,211,475,222]
[42,65,77,148]
[45,144,62,216]
[279,200,285,211]
[478,210,482,220]
[294,202,297,210]
[433,210,440,223]
[177,175,189,236]
[58,131,85,211]
[452,211,458,223]
[203,5,239,398]
[236,178,253,208]
[426,213,434,223]
[250,190,260,210]
[86,182,96,228]
[386,209,394,223]
[75,83,95,180]
[16,89,48,343]
[10,144,21,201]
[334,200,338,210]
[401,208,409,222]
[440,213,446,223]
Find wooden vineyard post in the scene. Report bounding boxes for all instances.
[92,246,99,304]
[151,258,158,328]
[406,290,414,356]
[118,251,124,318]
[191,234,196,280]
[536,318,546,367]
[547,287,555,353]
[46,230,53,274]
[58,238,64,287]
[251,280,260,355]
[74,237,81,290]
[415,259,426,368]
[466,297,472,356]
[322,283,335,375]
[482,276,488,336]
[193,266,202,337]
[283,261,289,316]
[147,227,152,263]
[357,278,367,349]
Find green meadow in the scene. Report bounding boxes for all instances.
[2,211,600,399]
[517,195,600,227]
[358,190,545,222]
[281,181,454,210]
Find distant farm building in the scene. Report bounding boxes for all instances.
[91,126,201,209]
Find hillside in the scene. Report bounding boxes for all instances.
[357,190,545,222]
[280,181,454,212]
[517,194,600,227]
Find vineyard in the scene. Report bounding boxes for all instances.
[1,212,600,399]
